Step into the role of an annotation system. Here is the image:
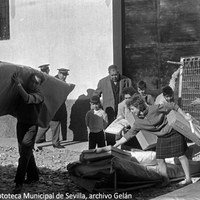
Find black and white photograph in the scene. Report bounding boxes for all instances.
[1,0,200,199]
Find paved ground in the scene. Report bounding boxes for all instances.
[151,180,200,200]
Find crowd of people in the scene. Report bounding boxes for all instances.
[86,64,196,189]
[12,63,199,193]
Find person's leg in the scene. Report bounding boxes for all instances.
[97,131,106,148]
[106,133,116,146]
[50,121,60,146]
[89,132,96,149]
[50,121,64,148]
[178,155,192,184]
[25,154,39,183]
[34,126,50,151]
[60,113,67,141]
[13,122,26,193]
[35,126,49,143]
[24,125,39,182]
[14,123,38,192]
[157,158,170,187]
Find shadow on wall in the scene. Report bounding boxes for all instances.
[69,88,95,141]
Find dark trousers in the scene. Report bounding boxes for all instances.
[105,133,116,146]
[60,115,67,141]
[89,131,106,149]
[14,122,39,184]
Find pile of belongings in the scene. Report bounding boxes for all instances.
[67,145,200,193]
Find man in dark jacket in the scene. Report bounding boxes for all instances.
[12,72,44,193]
[35,68,70,148]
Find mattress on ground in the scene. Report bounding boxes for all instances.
[68,147,200,192]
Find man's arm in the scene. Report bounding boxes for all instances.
[169,67,180,91]
[16,84,29,102]
[17,84,43,104]
[12,73,43,104]
[103,112,108,129]
[113,137,128,148]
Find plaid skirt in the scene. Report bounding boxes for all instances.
[156,129,187,159]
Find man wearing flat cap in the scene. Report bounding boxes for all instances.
[38,64,50,74]
[55,68,69,82]
[36,68,70,148]
[53,68,70,142]
[35,67,71,149]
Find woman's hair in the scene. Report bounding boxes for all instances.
[122,87,137,97]
[126,93,147,111]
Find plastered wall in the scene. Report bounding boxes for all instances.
[0,0,122,139]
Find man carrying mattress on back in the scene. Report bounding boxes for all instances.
[12,71,45,193]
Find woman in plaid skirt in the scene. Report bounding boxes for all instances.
[114,93,192,187]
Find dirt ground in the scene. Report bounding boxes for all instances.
[1,138,197,200]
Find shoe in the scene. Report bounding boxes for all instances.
[13,184,22,194]
[36,140,46,144]
[178,179,192,186]
[53,144,65,149]
[24,178,39,184]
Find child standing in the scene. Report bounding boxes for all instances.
[85,96,108,149]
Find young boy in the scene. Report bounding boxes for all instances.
[114,94,192,187]
[85,96,108,149]
[137,80,154,105]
